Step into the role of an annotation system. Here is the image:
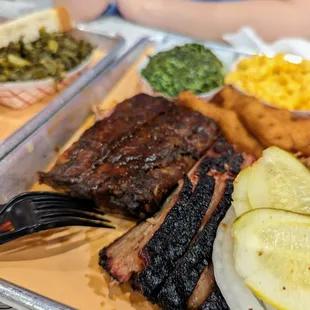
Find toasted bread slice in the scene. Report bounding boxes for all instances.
[0,7,73,48]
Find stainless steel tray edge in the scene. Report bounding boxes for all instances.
[0,30,125,160]
[0,279,74,310]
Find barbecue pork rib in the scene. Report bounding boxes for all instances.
[100,138,252,309]
[39,94,220,219]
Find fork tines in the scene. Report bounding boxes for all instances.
[0,192,115,245]
[31,193,114,229]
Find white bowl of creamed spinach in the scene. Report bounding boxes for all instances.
[138,43,225,99]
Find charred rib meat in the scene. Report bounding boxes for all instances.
[39,94,220,219]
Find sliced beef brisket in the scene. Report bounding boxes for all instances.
[99,139,253,309]
[134,140,235,300]
[155,181,234,310]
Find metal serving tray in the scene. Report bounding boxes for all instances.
[0,36,248,310]
[0,28,124,159]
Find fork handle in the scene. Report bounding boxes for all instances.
[0,203,9,233]
[0,204,6,214]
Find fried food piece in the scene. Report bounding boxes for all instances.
[233,96,295,151]
[178,92,263,157]
[265,106,292,123]
[211,85,241,109]
[178,91,221,122]
[291,120,310,155]
[214,86,293,123]
[181,87,310,159]
[217,109,263,158]
[222,89,310,154]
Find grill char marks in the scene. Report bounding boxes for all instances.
[198,284,230,310]
[134,173,215,300]
[154,142,244,310]
[39,94,220,218]
[39,94,172,193]
[156,181,234,310]
[92,105,217,218]
[198,138,234,174]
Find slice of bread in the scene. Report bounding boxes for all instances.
[0,7,73,48]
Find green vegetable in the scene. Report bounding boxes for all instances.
[142,44,224,97]
[0,27,93,82]
[47,40,59,53]
[7,54,31,67]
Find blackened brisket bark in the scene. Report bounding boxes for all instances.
[153,145,245,309]
[134,173,215,300]
[100,177,193,282]
[133,139,234,300]
[39,94,219,219]
[198,284,230,310]
[155,181,234,310]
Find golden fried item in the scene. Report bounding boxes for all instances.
[179,86,310,161]
[231,93,310,156]
[234,96,295,151]
[217,109,263,158]
[211,86,240,109]
[178,91,221,122]
[213,87,293,123]
[225,54,310,111]
[178,91,264,157]
[291,120,310,155]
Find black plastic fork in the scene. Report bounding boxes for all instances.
[0,192,114,245]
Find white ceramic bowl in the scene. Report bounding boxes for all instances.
[137,41,235,101]
[228,54,310,119]
[0,54,92,109]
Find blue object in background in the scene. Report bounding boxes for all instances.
[104,3,121,16]
[103,0,238,16]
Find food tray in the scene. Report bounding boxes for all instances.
[0,27,124,158]
[0,37,249,310]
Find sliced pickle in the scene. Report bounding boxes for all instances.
[248,146,310,214]
[233,208,310,310]
[232,167,252,217]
